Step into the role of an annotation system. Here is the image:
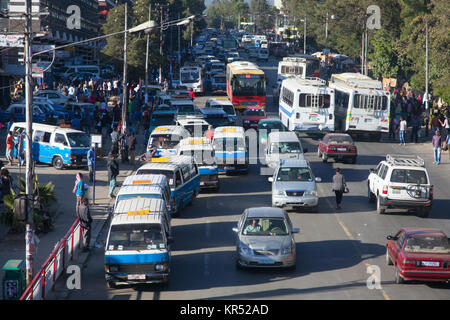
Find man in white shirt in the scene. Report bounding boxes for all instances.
[68,85,75,97]
[398,116,407,146]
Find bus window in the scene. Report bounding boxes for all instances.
[354,94,388,110]
[299,94,330,108]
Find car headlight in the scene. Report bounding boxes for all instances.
[281,245,292,255]
[155,263,168,271]
[244,120,250,123]
[304,190,318,197]
[106,265,119,273]
[239,243,253,255]
[276,190,285,196]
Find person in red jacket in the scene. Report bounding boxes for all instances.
[5,131,15,166]
[189,88,195,101]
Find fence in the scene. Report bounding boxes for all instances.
[19,218,82,300]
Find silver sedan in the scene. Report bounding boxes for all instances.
[233,207,299,269]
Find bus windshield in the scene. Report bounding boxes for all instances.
[136,169,175,187]
[116,194,162,202]
[232,74,265,96]
[180,150,216,166]
[151,134,181,149]
[181,71,200,83]
[176,104,196,115]
[150,115,175,127]
[305,59,320,77]
[107,223,165,251]
[214,138,246,152]
[67,132,91,148]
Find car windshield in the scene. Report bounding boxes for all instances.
[205,116,229,128]
[180,150,216,166]
[150,134,181,149]
[151,115,176,126]
[116,194,162,203]
[244,109,265,117]
[277,167,313,182]
[107,223,165,251]
[404,235,450,254]
[390,169,428,184]
[176,104,195,115]
[270,142,302,154]
[136,169,175,187]
[242,218,289,236]
[327,136,353,145]
[214,137,246,152]
[66,132,90,147]
[258,121,286,131]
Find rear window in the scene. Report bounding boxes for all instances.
[390,169,428,184]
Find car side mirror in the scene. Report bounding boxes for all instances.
[387,235,398,241]
[268,177,274,183]
[370,168,375,172]
[292,228,300,233]
[232,227,239,233]
[315,177,322,183]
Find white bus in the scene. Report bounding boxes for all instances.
[273,56,321,102]
[180,66,203,94]
[329,73,390,137]
[279,77,335,132]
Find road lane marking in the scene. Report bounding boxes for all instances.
[317,184,391,300]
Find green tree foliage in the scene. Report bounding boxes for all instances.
[206,0,249,30]
[282,0,448,101]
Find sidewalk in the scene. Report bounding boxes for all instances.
[0,129,146,300]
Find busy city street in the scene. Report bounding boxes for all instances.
[0,0,449,305]
[63,54,450,300]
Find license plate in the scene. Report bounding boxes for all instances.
[337,148,346,151]
[200,182,205,186]
[128,274,146,280]
[392,188,401,194]
[365,119,372,123]
[421,261,439,267]
[259,258,275,265]
[225,166,235,170]
[309,116,318,121]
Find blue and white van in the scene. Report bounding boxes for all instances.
[117,174,173,215]
[177,137,219,191]
[213,126,249,174]
[10,122,90,169]
[147,125,190,157]
[104,198,172,288]
[135,156,200,216]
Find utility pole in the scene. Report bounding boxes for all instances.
[159,5,164,85]
[178,12,181,66]
[425,21,428,103]
[122,2,128,133]
[24,0,34,287]
[145,4,152,104]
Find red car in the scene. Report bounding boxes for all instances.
[386,228,450,284]
[243,107,267,130]
[317,133,357,164]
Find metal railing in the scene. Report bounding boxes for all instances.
[19,218,82,300]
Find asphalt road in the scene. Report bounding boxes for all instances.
[66,53,450,300]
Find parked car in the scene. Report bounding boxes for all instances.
[232,207,300,269]
[317,133,357,164]
[386,228,450,284]
[35,90,73,105]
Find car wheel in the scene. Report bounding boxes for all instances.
[106,281,116,289]
[376,196,386,215]
[394,268,404,284]
[235,259,243,270]
[386,249,393,265]
[310,206,319,213]
[419,207,430,218]
[52,156,64,170]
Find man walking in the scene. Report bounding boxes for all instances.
[87,146,95,183]
[110,126,120,156]
[128,132,137,165]
[5,131,15,166]
[76,198,92,252]
[398,116,407,146]
[432,129,442,165]
[107,153,119,199]
[332,168,347,210]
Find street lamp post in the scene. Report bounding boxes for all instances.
[145,4,152,104]
[300,18,306,54]
[122,2,128,133]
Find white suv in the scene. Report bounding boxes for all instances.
[367,155,433,217]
